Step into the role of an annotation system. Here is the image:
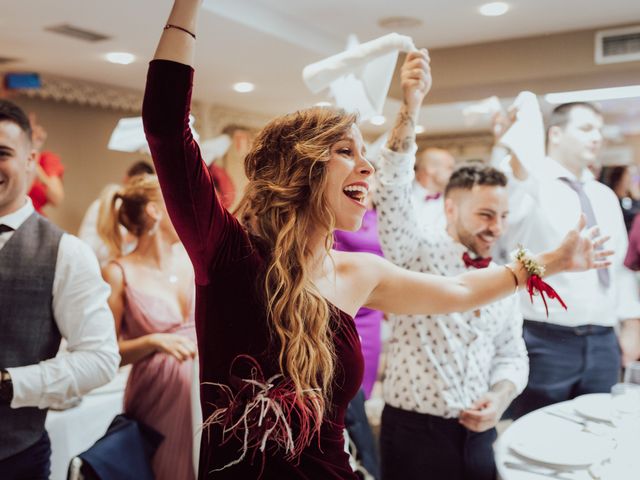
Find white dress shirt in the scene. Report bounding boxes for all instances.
[496,156,640,327]
[77,199,111,266]
[411,179,447,232]
[377,147,528,418]
[1,199,120,409]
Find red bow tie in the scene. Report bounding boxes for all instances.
[425,192,442,202]
[462,252,492,269]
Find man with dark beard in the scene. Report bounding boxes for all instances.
[375,50,527,480]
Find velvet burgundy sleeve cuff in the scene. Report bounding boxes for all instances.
[143,59,195,139]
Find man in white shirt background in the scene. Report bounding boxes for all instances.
[376,50,528,480]
[496,101,640,418]
[0,99,120,479]
[412,146,455,230]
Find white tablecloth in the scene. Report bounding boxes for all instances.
[45,367,128,480]
[495,394,639,480]
[45,361,205,480]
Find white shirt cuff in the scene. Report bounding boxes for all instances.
[7,364,45,409]
[378,145,418,186]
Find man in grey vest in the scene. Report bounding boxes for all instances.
[0,100,120,479]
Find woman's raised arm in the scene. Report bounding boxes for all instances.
[143,0,243,283]
[364,215,612,315]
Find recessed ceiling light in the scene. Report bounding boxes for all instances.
[105,52,135,65]
[315,101,332,107]
[415,125,426,134]
[545,85,640,103]
[369,115,386,126]
[478,2,510,16]
[233,82,255,93]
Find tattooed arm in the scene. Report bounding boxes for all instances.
[376,49,433,266]
[386,49,431,153]
[386,105,417,152]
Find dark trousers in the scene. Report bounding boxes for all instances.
[380,405,497,480]
[0,432,51,480]
[345,389,380,480]
[510,321,620,419]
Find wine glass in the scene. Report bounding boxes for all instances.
[609,383,640,471]
[623,361,640,385]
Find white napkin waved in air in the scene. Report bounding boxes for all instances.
[200,134,232,167]
[498,91,545,177]
[108,116,199,153]
[303,33,416,120]
[462,96,503,127]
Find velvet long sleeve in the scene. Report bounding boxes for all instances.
[142,59,363,479]
[143,59,247,285]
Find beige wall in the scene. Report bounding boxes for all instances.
[12,95,147,234]
[9,96,262,234]
[389,24,640,104]
[626,134,640,166]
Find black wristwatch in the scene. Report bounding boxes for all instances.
[0,369,13,405]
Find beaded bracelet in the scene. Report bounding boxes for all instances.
[164,24,196,40]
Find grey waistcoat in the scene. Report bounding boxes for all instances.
[0,212,63,460]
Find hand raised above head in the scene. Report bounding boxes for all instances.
[400,48,432,110]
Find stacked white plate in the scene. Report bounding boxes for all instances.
[573,393,613,423]
[503,406,615,479]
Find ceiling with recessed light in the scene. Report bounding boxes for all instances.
[1,0,639,123]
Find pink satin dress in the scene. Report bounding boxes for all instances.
[113,261,197,480]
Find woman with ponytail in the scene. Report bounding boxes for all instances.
[100,174,197,480]
[143,1,611,478]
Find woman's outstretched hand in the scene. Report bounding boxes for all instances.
[554,214,613,273]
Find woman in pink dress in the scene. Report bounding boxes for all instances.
[100,174,197,480]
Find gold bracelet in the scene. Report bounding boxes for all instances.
[504,264,519,294]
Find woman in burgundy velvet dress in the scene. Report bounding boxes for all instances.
[143,1,610,478]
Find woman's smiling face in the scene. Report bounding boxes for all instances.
[324,124,374,232]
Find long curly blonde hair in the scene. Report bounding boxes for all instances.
[235,106,358,423]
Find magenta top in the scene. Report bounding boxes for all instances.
[625,213,640,271]
[143,60,363,479]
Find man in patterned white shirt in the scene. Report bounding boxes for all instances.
[376,50,528,480]
[412,147,455,231]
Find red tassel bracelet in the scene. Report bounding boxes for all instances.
[527,274,567,317]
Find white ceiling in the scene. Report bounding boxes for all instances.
[1,0,639,125]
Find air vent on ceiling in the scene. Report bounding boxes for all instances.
[45,24,110,42]
[595,25,640,65]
